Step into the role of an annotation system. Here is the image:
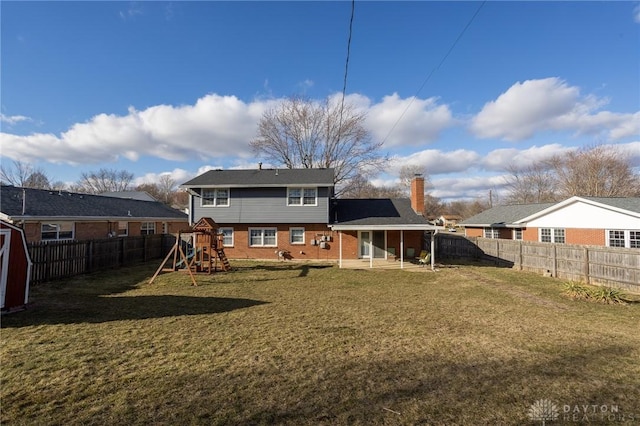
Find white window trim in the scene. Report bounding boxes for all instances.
[606,229,640,248]
[513,229,523,240]
[141,222,156,235]
[289,227,305,245]
[118,221,128,237]
[41,222,75,241]
[539,228,565,244]
[248,227,278,247]
[219,227,234,247]
[483,227,499,239]
[201,188,230,207]
[287,187,318,206]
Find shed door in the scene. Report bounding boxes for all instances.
[0,229,11,309]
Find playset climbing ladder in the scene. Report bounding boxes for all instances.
[149,217,231,285]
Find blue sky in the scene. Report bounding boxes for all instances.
[2,1,639,201]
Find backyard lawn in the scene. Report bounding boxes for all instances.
[2,261,639,425]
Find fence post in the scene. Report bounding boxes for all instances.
[86,240,93,273]
[44,243,51,282]
[583,247,590,284]
[518,240,523,270]
[551,245,557,278]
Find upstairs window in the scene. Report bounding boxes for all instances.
[287,187,317,206]
[41,222,74,241]
[202,188,229,207]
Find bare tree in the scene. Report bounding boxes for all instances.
[504,163,558,204]
[546,145,640,197]
[423,194,445,218]
[250,96,386,195]
[135,183,162,201]
[445,198,491,220]
[398,164,430,195]
[340,173,405,198]
[1,160,52,189]
[157,174,176,204]
[134,175,176,205]
[77,168,134,194]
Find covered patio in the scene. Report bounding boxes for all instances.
[330,198,441,270]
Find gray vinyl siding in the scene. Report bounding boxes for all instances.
[191,187,331,224]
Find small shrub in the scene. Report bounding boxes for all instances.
[563,282,627,305]
[563,282,592,301]
[589,287,627,305]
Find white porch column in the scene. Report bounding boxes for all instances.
[369,238,373,269]
[430,231,435,270]
[400,230,404,269]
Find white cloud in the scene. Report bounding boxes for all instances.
[0,94,267,165]
[0,113,31,125]
[431,175,508,200]
[390,149,481,175]
[481,144,573,171]
[119,2,143,20]
[634,3,640,23]
[470,77,638,142]
[366,93,455,147]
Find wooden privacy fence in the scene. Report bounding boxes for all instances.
[436,234,640,293]
[28,234,176,284]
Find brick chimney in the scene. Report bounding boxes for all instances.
[411,175,425,216]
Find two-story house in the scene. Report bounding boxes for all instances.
[181,167,438,265]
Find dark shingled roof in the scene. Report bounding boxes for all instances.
[182,168,335,187]
[333,198,431,226]
[1,185,188,220]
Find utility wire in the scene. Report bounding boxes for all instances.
[337,0,355,133]
[380,1,486,145]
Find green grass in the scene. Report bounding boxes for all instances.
[2,262,639,425]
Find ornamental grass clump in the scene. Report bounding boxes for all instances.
[563,281,627,305]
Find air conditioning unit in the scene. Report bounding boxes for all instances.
[320,241,327,249]
[311,239,318,246]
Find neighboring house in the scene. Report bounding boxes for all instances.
[0,185,189,243]
[101,191,158,201]
[437,214,462,227]
[181,167,437,263]
[460,196,640,248]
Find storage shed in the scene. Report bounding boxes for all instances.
[1,220,32,311]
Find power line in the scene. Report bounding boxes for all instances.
[381,1,487,146]
[338,0,355,130]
